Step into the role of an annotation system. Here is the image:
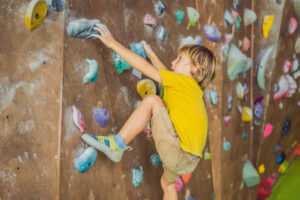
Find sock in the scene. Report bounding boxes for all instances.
[114,134,127,149]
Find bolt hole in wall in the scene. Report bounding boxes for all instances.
[6,115,9,119]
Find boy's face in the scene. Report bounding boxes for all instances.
[171,52,192,76]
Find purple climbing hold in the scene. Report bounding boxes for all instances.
[186,195,196,200]
[281,117,291,137]
[254,103,263,118]
[274,144,282,154]
[254,96,264,105]
[204,25,221,42]
[94,108,109,127]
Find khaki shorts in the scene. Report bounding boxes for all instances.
[151,107,200,183]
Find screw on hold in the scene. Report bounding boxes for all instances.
[35,13,39,19]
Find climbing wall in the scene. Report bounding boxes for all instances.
[1,0,300,200]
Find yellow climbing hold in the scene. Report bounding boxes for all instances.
[242,106,252,122]
[262,15,274,38]
[258,164,265,174]
[137,79,156,99]
[25,0,48,31]
[278,160,289,174]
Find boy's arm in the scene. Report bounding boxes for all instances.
[142,40,168,71]
[92,24,162,83]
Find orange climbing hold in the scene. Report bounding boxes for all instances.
[182,173,192,184]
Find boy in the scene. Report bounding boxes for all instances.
[82,24,216,200]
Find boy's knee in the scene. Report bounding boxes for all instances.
[143,94,163,105]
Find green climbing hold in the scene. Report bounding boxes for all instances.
[212,193,216,199]
[238,40,243,47]
[242,159,261,187]
[176,9,184,24]
[236,15,242,30]
[242,132,248,139]
[113,52,132,74]
[204,152,211,160]
[186,7,200,30]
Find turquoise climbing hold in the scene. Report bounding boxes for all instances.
[84,59,98,84]
[236,15,242,30]
[132,168,143,187]
[151,154,162,167]
[130,42,146,59]
[176,9,184,24]
[74,147,97,173]
[242,159,261,187]
[113,52,132,74]
[223,141,231,151]
[242,132,249,139]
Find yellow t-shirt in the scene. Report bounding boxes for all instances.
[158,69,208,157]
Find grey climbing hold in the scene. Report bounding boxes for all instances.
[48,0,65,12]
[67,18,101,40]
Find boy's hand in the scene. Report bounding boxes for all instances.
[92,24,116,49]
[141,40,155,58]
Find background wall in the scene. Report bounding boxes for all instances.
[0,0,299,199]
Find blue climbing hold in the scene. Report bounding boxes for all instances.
[130,42,146,59]
[223,141,231,152]
[274,144,282,154]
[254,103,263,118]
[281,117,291,137]
[113,52,132,74]
[74,147,97,173]
[176,9,184,24]
[151,154,162,167]
[132,168,143,187]
[204,25,221,42]
[210,88,218,106]
[276,152,286,164]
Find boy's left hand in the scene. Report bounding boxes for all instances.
[92,24,116,49]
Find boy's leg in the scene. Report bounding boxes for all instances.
[161,173,177,200]
[119,94,164,145]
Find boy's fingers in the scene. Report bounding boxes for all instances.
[91,34,101,39]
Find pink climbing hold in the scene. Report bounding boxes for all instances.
[231,10,239,21]
[144,13,157,27]
[175,177,183,191]
[273,75,297,100]
[242,37,250,52]
[288,17,298,36]
[224,115,232,126]
[72,106,86,134]
[283,60,292,73]
[264,124,273,138]
[267,177,275,185]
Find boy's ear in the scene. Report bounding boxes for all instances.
[190,64,200,74]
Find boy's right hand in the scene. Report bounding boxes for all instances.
[92,24,116,49]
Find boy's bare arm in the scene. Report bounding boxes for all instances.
[142,41,168,71]
[92,24,162,83]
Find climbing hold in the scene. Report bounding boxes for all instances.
[254,119,261,126]
[242,107,252,122]
[25,0,48,31]
[242,159,261,187]
[294,70,300,79]
[224,116,232,126]
[74,147,97,173]
[228,94,233,112]
[186,7,200,30]
[176,9,184,24]
[113,52,132,74]
[278,160,289,174]
[143,13,157,27]
[293,0,300,16]
[258,164,265,174]
[288,17,298,36]
[257,44,276,90]
[154,1,166,16]
[180,36,202,47]
[254,96,264,105]
[268,177,275,185]
[276,0,282,4]
[274,75,297,100]
[238,104,243,114]
[238,40,243,48]
[276,152,286,164]
[132,68,142,79]
[242,37,250,52]
[244,8,257,26]
[294,144,300,156]
[67,18,101,39]
[274,144,282,154]
[156,25,167,41]
[182,173,192,184]
[137,79,156,99]
[224,10,234,25]
[144,123,152,138]
[242,132,249,139]
[283,60,292,74]
[186,195,196,200]
[132,168,143,187]
[257,177,272,200]
[151,154,162,167]
[204,25,221,42]
[157,83,164,99]
[263,15,274,38]
[263,124,273,138]
[291,140,298,148]
[227,44,251,81]
[254,103,263,118]
[175,177,183,191]
[130,42,146,59]
[292,54,299,72]
[209,88,218,106]
[48,0,65,12]
[236,81,244,99]
[233,0,239,10]
[83,59,98,84]
[236,15,242,30]
[204,152,211,160]
[223,141,231,152]
[281,117,291,137]
[231,10,239,21]
[212,193,216,199]
[93,108,109,128]
[72,106,86,134]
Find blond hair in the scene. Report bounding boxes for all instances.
[178,44,216,90]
